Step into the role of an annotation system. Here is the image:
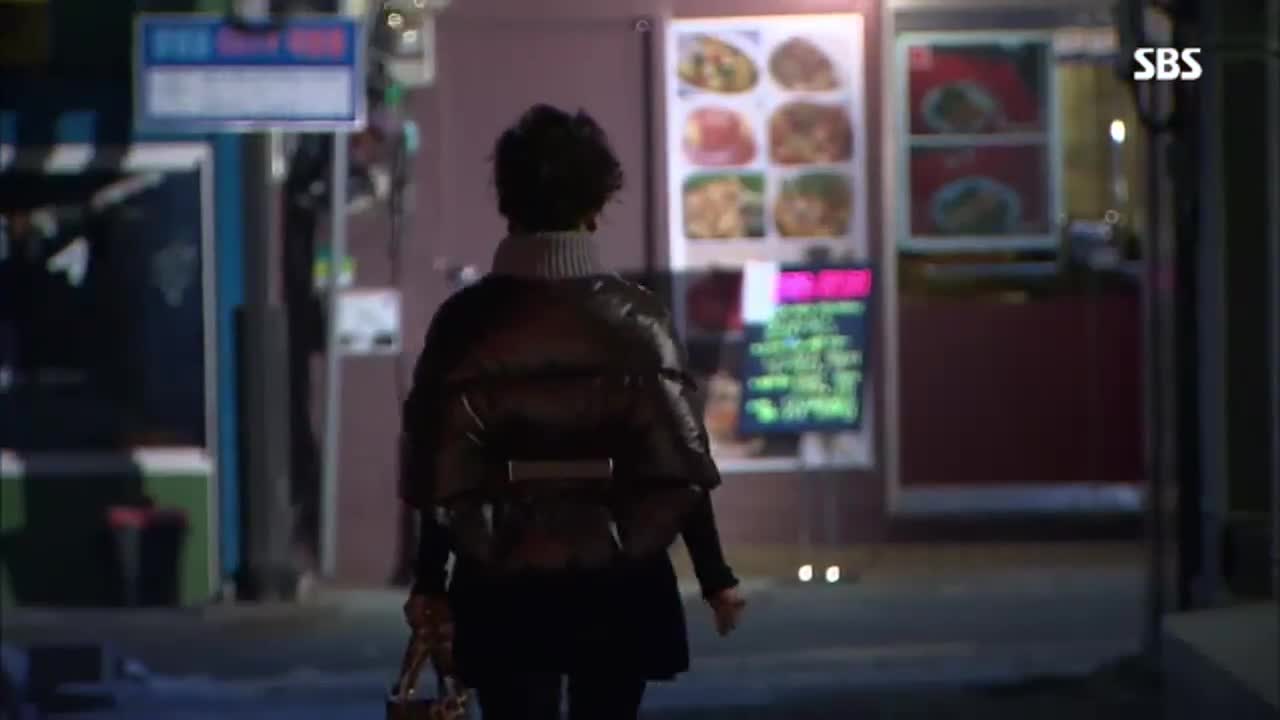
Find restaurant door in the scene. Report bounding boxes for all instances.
[887,2,1146,517]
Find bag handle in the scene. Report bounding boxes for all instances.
[391,628,470,715]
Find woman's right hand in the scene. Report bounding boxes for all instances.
[708,586,746,637]
[403,592,456,674]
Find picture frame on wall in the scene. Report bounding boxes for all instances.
[894,31,1063,256]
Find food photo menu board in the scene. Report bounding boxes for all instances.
[665,15,873,472]
[896,33,1061,254]
[666,14,869,270]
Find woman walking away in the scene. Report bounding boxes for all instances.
[400,104,745,720]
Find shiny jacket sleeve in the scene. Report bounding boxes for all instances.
[401,295,466,593]
[651,301,738,596]
[642,297,724,491]
[399,292,467,509]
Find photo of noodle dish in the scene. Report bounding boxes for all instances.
[773,172,852,238]
[677,33,760,95]
[682,173,766,239]
[929,176,1021,235]
[769,101,854,166]
[768,36,841,92]
[921,81,1002,134]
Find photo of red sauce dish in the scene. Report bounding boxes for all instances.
[682,105,759,167]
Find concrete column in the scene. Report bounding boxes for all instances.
[1195,0,1276,604]
[235,1,299,600]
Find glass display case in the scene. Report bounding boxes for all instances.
[895,26,1145,298]
[0,163,214,451]
[888,13,1145,511]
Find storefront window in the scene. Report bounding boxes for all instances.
[899,35,1056,254]
[665,14,874,471]
[0,168,210,451]
[890,17,1146,503]
[896,26,1144,297]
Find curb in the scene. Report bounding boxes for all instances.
[678,577,776,600]
[61,644,1127,710]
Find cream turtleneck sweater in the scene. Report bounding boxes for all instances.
[489,230,604,279]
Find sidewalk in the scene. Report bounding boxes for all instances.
[3,541,1140,630]
[672,540,1143,582]
[1,577,772,632]
[3,547,1155,718]
[30,654,1161,720]
[3,542,1146,696]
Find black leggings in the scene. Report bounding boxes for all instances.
[477,672,646,720]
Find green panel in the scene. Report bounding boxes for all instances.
[144,473,213,606]
[0,471,212,608]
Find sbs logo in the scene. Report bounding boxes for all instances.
[1133,47,1203,81]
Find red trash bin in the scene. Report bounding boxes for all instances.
[106,506,189,607]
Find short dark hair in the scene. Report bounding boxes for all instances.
[492,104,624,233]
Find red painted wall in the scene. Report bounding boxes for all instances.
[898,295,1144,489]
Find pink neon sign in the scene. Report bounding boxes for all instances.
[776,269,873,304]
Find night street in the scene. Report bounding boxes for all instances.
[4,550,1161,718]
[3,0,1277,718]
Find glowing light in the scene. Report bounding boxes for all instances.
[1109,119,1126,144]
[798,564,814,582]
[387,12,404,29]
[825,565,840,583]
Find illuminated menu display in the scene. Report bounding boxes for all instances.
[739,266,873,434]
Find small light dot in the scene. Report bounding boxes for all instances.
[798,564,814,582]
[825,565,840,583]
[1109,119,1126,144]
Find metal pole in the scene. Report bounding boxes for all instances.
[320,133,349,578]
[239,135,298,600]
[1263,0,1280,603]
[1195,0,1228,610]
[233,0,298,604]
[1140,77,1166,657]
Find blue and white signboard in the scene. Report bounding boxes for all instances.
[134,14,366,132]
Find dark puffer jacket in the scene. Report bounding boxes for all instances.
[401,274,738,683]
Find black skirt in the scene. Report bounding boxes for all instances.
[447,552,690,685]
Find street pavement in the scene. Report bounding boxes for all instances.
[4,544,1164,718]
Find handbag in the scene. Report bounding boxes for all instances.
[385,628,471,720]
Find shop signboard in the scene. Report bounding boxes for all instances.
[738,263,873,435]
[895,33,1061,254]
[664,15,872,471]
[134,14,366,133]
